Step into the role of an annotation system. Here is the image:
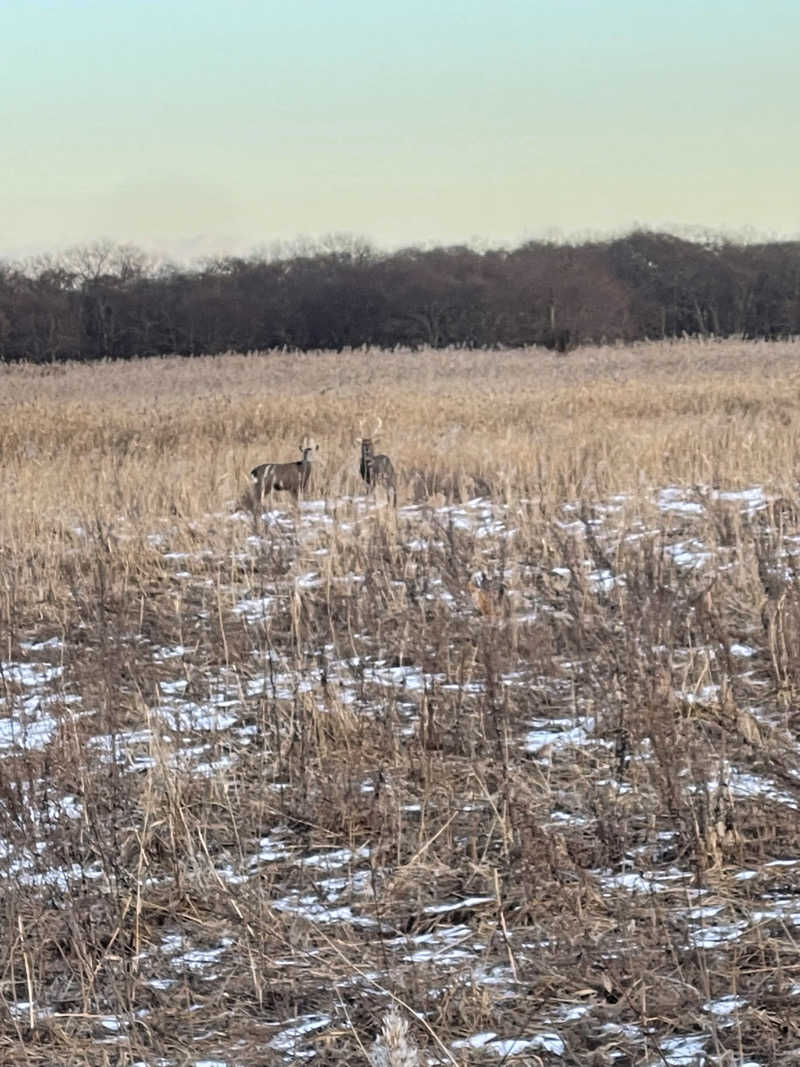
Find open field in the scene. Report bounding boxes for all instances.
[2,339,800,1065]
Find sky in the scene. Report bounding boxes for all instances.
[2,0,799,261]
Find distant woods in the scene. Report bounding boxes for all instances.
[1,231,799,362]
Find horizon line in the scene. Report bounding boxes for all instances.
[5,221,800,270]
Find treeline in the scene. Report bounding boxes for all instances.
[1,230,799,362]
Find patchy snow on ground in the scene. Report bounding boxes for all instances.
[3,485,799,1063]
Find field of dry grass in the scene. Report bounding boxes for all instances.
[2,339,800,1065]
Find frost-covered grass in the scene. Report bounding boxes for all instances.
[2,341,800,1064]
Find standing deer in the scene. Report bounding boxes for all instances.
[250,436,319,507]
[358,418,397,507]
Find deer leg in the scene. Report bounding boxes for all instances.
[252,472,264,512]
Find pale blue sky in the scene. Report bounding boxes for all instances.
[2,0,799,259]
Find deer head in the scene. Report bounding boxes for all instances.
[355,417,382,445]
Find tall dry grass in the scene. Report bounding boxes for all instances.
[2,339,800,554]
[1,339,800,1064]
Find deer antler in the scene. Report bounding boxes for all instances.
[355,417,368,446]
[372,416,383,439]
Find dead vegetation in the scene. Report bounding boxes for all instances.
[1,340,800,1064]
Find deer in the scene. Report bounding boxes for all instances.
[250,436,319,508]
[358,418,397,507]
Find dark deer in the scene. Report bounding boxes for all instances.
[358,418,396,506]
[250,436,318,507]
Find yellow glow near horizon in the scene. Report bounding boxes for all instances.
[2,0,799,260]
